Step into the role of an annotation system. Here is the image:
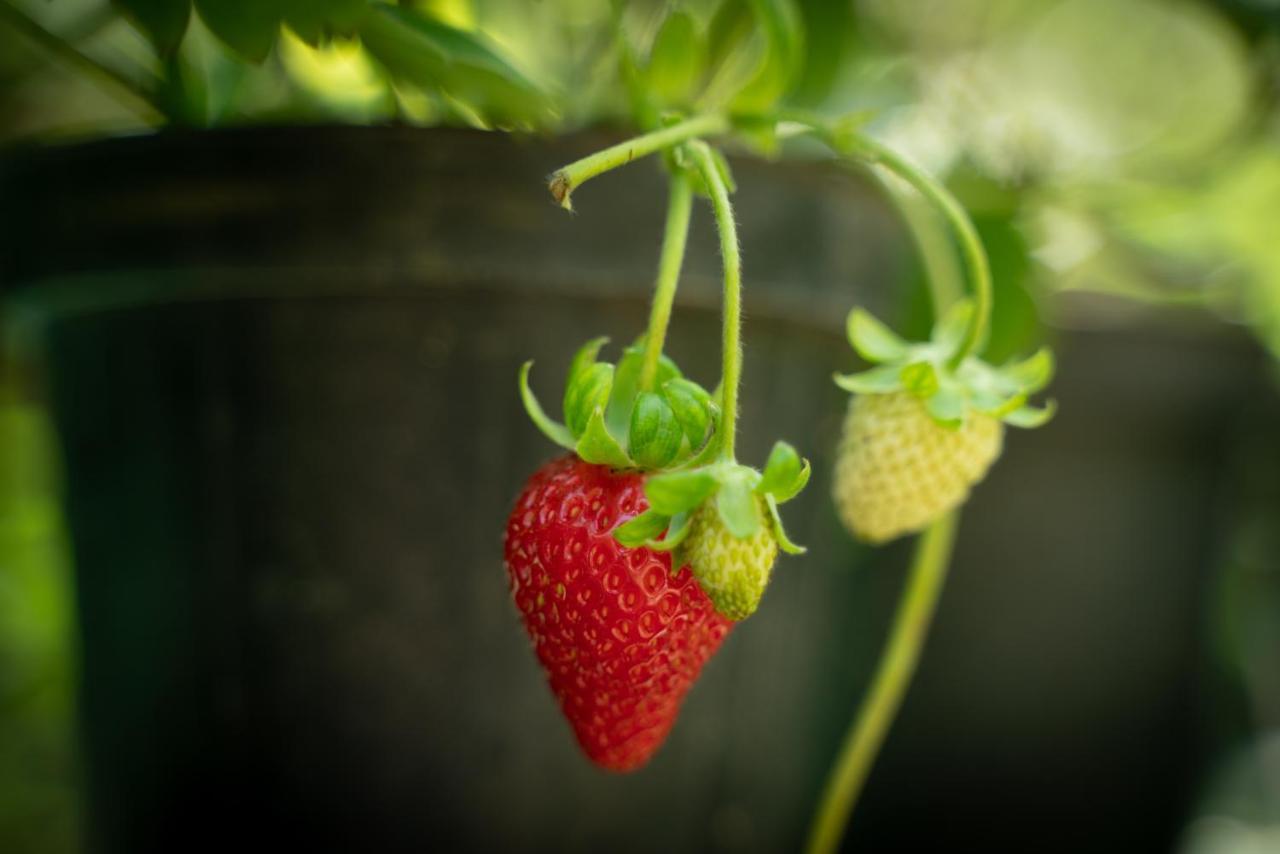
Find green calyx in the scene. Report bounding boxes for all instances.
[834,299,1057,430]
[613,440,809,557]
[519,336,719,470]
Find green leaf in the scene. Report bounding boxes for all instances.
[661,378,714,448]
[1003,400,1057,429]
[1003,347,1055,394]
[730,0,804,112]
[757,441,809,503]
[359,4,549,124]
[281,0,368,45]
[628,392,683,469]
[575,407,634,468]
[518,362,575,451]
[113,0,191,55]
[194,0,281,63]
[931,298,974,360]
[613,508,671,548]
[564,362,614,438]
[847,309,908,363]
[901,361,940,397]
[716,480,761,538]
[833,364,903,394]
[645,468,720,516]
[765,494,805,554]
[925,385,966,428]
[647,10,704,105]
[640,511,689,554]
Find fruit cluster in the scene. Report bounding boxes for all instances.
[503,114,1055,773]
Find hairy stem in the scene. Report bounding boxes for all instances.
[787,114,992,367]
[688,142,741,462]
[640,170,694,391]
[805,512,959,854]
[0,0,164,118]
[549,114,729,210]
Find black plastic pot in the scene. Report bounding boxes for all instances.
[1,127,1271,853]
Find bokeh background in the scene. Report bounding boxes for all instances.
[1,1,1279,852]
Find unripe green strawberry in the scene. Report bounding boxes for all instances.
[678,499,779,621]
[833,391,1004,544]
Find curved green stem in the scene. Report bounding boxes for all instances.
[786,114,992,367]
[855,137,990,366]
[640,170,694,391]
[805,512,959,854]
[549,113,729,210]
[688,141,741,462]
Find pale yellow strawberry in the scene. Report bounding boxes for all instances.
[833,391,1003,543]
[678,500,778,621]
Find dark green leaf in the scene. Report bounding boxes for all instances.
[194,0,281,62]
[281,0,368,45]
[359,4,549,124]
[645,469,719,516]
[113,0,191,55]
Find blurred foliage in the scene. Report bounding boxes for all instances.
[0,355,78,854]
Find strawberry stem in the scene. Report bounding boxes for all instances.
[689,141,741,463]
[548,114,729,210]
[805,512,958,854]
[639,170,694,391]
[785,113,992,368]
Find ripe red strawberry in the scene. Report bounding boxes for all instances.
[504,454,733,772]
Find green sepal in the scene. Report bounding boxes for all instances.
[662,377,715,449]
[765,494,805,555]
[756,441,809,504]
[901,361,940,397]
[628,392,683,469]
[925,384,966,428]
[613,508,671,548]
[645,468,719,515]
[847,309,908,363]
[834,364,903,394]
[716,476,761,538]
[644,511,693,555]
[972,389,1026,418]
[566,336,609,397]
[1003,399,1057,428]
[931,299,974,360]
[564,362,614,437]
[605,345,680,438]
[1004,347,1055,394]
[518,362,575,450]
[575,407,634,468]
